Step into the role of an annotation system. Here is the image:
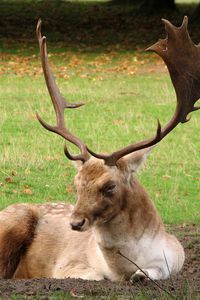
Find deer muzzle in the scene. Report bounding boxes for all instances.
[70,217,89,232]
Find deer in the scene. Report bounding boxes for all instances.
[0,17,199,282]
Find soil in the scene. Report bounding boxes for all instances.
[0,224,199,299]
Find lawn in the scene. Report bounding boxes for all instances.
[0,47,199,224]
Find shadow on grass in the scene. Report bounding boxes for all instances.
[0,0,199,52]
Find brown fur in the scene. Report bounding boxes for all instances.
[0,204,39,278]
[0,153,184,281]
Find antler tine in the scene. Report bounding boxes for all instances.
[87,121,162,166]
[87,16,199,166]
[36,20,89,163]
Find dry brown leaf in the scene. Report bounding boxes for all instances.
[66,185,73,193]
[5,177,13,183]
[23,188,33,195]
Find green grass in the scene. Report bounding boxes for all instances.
[0,0,199,225]
[0,53,199,224]
[0,292,73,300]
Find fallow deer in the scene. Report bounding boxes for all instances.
[0,17,199,281]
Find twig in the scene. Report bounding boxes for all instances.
[163,250,176,292]
[117,250,175,299]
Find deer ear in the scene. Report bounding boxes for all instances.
[119,147,153,173]
[72,160,83,170]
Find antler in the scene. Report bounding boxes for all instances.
[37,17,199,166]
[36,19,89,162]
[87,16,200,165]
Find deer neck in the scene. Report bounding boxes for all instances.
[93,177,164,250]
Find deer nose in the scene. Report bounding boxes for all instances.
[70,219,85,231]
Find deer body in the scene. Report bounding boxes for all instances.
[0,157,184,281]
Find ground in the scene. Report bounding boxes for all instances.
[0,224,199,299]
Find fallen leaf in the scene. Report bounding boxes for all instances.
[5,177,13,183]
[113,119,124,126]
[23,188,33,195]
[155,191,161,198]
[45,156,59,161]
[66,185,73,193]
[11,170,17,176]
[70,288,84,298]
[162,175,171,180]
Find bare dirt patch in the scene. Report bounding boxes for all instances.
[0,224,199,299]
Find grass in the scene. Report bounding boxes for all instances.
[0,54,199,223]
[0,0,199,224]
[0,292,74,300]
[0,281,198,300]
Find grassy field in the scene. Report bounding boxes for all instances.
[0,0,199,226]
[1,53,199,225]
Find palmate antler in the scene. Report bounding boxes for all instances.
[37,17,199,166]
[88,16,200,165]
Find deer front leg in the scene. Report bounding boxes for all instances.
[130,268,164,282]
[53,266,105,281]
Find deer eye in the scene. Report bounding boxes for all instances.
[101,181,116,197]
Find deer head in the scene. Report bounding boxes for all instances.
[36,17,199,232]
